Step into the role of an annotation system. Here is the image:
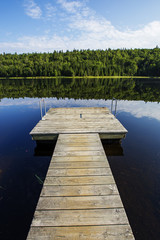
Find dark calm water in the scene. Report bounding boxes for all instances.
[0,78,160,240]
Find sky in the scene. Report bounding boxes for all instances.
[1,0,160,53]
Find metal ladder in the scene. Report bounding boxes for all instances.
[111,98,117,116]
[39,99,46,119]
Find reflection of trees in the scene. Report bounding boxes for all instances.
[0,78,160,102]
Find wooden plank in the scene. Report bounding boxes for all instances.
[31,127,126,132]
[44,176,115,185]
[54,146,104,152]
[27,225,134,240]
[41,117,113,120]
[39,121,113,125]
[46,107,110,113]
[32,122,124,126]
[38,119,114,123]
[56,133,99,138]
[100,133,126,139]
[46,107,109,110]
[36,121,121,125]
[53,150,105,156]
[31,133,125,141]
[47,168,112,177]
[43,113,110,116]
[55,142,101,147]
[51,155,107,162]
[57,140,101,144]
[36,195,123,210]
[31,131,127,136]
[32,134,58,141]
[41,184,119,197]
[49,161,109,168]
[31,208,128,226]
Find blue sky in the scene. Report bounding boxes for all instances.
[1,0,160,53]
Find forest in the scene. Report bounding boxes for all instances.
[0,48,160,77]
[1,78,160,102]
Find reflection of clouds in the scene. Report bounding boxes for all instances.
[0,98,40,107]
[45,98,111,108]
[117,100,160,121]
[0,97,111,108]
[1,98,160,121]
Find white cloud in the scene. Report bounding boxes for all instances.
[57,0,83,13]
[1,20,160,53]
[1,0,160,52]
[45,3,57,18]
[0,35,71,53]
[24,0,42,19]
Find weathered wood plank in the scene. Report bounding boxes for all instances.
[31,128,126,133]
[35,123,120,128]
[31,133,125,141]
[53,150,105,156]
[47,168,112,177]
[41,184,119,197]
[44,176,115,185]
[58,133,99,138]
[54,146,104,152]
[49,161,109,168]
[38,120,115,124]
[32,123,124,127]
[54,141,102,147]
[27,225,134,240]
[51,155,108,162]
[43,114,108,117]
[35,120,121,124]
[31,208,128,226]
[36,195,123,210]
[45,107,110,114]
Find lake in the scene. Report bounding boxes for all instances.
[0,78,160,240]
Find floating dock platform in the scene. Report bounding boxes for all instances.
[30,107,127,141]
[27,107,134,240]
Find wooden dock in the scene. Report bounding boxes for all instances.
[30,107,127,140]
[27,108,134,239]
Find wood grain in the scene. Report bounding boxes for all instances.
[47,168,112,177]
[27,119,133,239]
[27,225,134,240]
[36,195,123,210]
[31,208,128,226]
[41,184,119,197]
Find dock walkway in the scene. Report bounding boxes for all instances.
[27,108,134,239]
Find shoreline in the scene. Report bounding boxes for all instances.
[0,76,160,80]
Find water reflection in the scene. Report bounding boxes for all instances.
[34,141,56,156]
[102,140,124,156]
[1,78,160,240]
[108,112,160,240]
[2,97,160,123]
[1,77,160,102]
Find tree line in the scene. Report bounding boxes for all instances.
[1,78,160,102]
[0,48,160,77]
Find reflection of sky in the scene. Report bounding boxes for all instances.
[1,98,160,122]
[117,100,160,121]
